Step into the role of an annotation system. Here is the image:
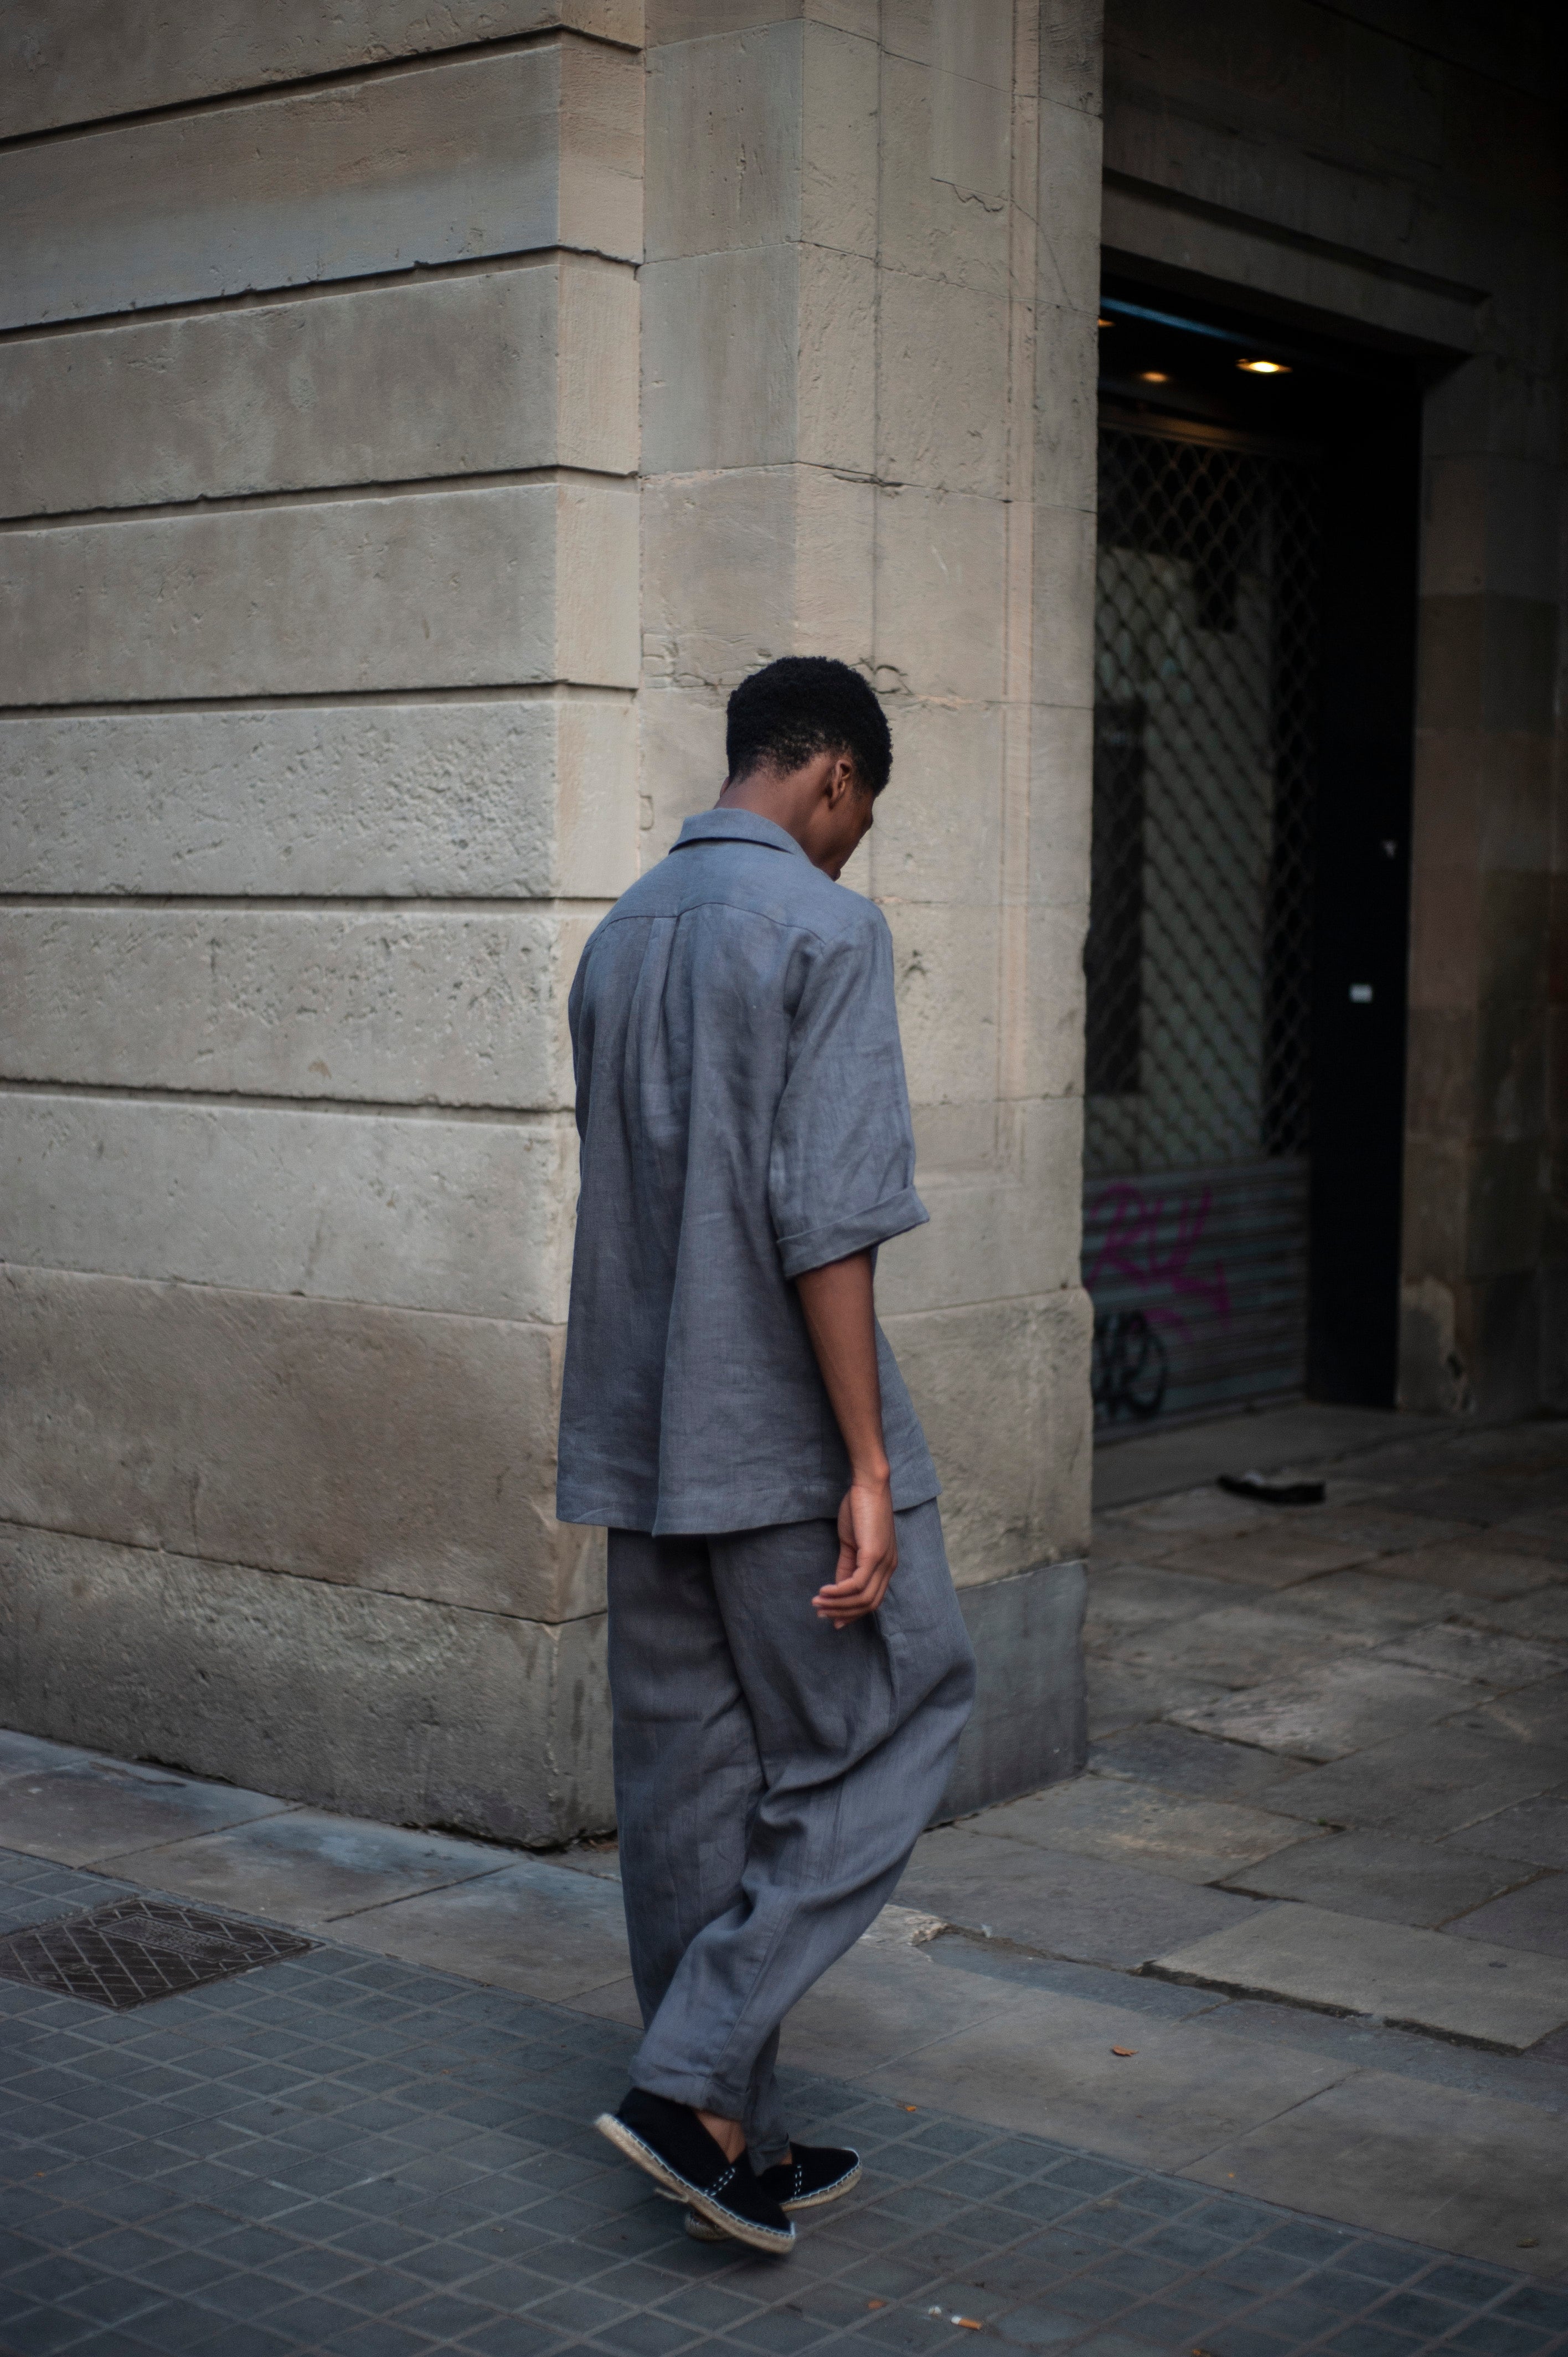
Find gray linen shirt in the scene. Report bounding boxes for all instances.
[556,806,940,1535]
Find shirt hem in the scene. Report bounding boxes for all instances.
[555,1471,941,1537]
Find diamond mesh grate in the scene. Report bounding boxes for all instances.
[1084,420,1321,1425]
[0,1896,316,2009]
[1086,423,1321,1179]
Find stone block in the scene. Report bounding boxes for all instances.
[0,260,638,519]
[1423,455,1564,605]
[637,682,730,859]
[884,1285,1094,1581]
[875,485,1008,701]
[0,1264,597,1621]
[0,698,637,900]
[0,1094,577,1325]
[800,23,879,255]
[641,247,799,474]
[1035,301,1101,514]
[646,22,804,260]
[941,1559,1087,1816]
[1036,95,1105,315]
[1,483,639,702]
[1028,699,1094,905]
[865,696,1002,905]
[893,1089,1080,1273]
[642,463,874,689]
[1150,1901,1568,2051]
[885,897,1000,1106]
[1032,503,1098,707]
[0,906,589,1110]
[881,2,1014,89]
[0,1523,611,1845]
[641,243,876,476]
[876,267,1010,495]
[0,42,642,332]
[878,49,1012,297]
[1,1,641,140]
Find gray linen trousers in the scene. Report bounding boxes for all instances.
[557,808,976,2161]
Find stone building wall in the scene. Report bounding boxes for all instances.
[0,2,645,1839]
[0,2,1102,1835]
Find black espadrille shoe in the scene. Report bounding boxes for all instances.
[595,2090,795,2255]
[685,2140,860,2241]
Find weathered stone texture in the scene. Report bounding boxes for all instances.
[1,483,639,702]
[0,40,642,331]
[1,1095,577,1324]
[886,1289,1095,1584]
[0,1,642,140]
[0,1525,611,1846]
[0,699,637,899]
[0,260,638,519]
[1,908,590,1109]
[0,1266,596,1623]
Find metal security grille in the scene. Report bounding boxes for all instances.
[1084,419,1321,1426]
[0,1897,315,2009]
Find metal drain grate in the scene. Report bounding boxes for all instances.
[0,1896,316,2009]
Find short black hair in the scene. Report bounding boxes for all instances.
[725,656,893,796]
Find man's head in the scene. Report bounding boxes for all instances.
[719,656,892,880]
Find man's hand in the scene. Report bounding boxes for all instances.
[814,1475,898,1629]
[795,1250,898,1630]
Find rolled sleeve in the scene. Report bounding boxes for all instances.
[768,912,929,1282]
[776,1183,929,1282]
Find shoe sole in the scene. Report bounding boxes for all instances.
[594,2113,795,2255]
[685,2159,861,2241]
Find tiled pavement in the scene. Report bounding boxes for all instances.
[2,1849,1566,2357]
[3,1408,1568,2351]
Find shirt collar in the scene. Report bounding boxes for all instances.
[671,808,809,861]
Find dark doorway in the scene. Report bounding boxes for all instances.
[1084,280,1421,1429]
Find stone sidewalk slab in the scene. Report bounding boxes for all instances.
[896,1826,1262,1968]
[1445,1873,1568,1961]
[1105,1601,1373,1688]
[1173,1654,1481,1761]
[1446,1795,1568,1870]
[1086,1721,1312,1805]
[0,1746,290,1866]
[1149,1901,1568,2050]
[1225,1826,1542,1927]
[335,1851,634,2002]
[1186,2068,1568,2272]
[1257,1721,1568,1836]
[111,1808,509,1926]
[852,1973,1350,2174]
[1372,1540,1564,1599]
[1376,1620,1565,1689]
[959,1776,1308,1887]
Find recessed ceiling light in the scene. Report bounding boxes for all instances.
[1238,358,1290,374]
[1137,370,1169,383]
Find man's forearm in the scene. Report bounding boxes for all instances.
[795,1250,888,1478]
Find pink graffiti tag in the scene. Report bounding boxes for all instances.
[1085,1182,1231,1337]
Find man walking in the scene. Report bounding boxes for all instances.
[558,656,976,2254]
